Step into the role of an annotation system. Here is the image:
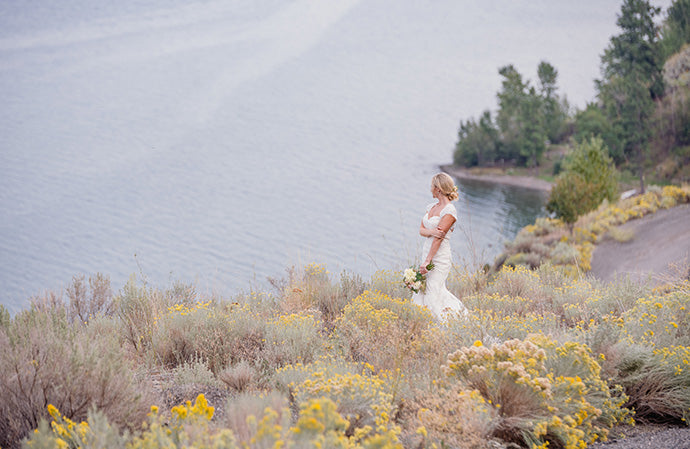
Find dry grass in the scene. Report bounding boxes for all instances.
[615,344,690,423]
[218,360,257,393]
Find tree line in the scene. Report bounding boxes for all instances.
[454,0,690,198]
[454,61,569,171]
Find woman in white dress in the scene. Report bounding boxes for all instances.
[412,173,468,320]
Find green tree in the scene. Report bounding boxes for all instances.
[547,136,619,225]
[496,64,529,161]
[454,62,565,169]
[537,61,568,143]
[547,172,598,228]
[454,110,500,166]
[517,86,547,171]
[660,0,690,59]
[573,103,619,160]
[598,0,664,193]
[496,65,547,168]
[563,136,620,203]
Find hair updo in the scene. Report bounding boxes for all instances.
[432,173,459,201]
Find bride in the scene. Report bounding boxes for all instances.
[412,173,468,320]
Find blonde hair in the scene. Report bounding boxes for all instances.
[432,173,459,201]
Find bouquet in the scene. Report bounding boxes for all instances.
[403,263,434,293]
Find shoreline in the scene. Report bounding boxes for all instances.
[440,164,553,192]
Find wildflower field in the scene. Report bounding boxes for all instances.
[1,185,689,449]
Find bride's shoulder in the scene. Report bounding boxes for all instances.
[425,202,436,212]
[441,203,458,218]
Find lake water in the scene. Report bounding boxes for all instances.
[0,0,670,314]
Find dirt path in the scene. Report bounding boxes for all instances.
[590,204,690,284]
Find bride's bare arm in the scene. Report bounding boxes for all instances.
[419,221,446,238]
[419,221,437,238]
[420,215,456,273]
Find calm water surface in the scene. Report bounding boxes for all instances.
[0,0,669,313]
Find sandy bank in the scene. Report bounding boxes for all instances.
[441,164,553,192]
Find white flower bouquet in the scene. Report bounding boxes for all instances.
[403,263,434,294]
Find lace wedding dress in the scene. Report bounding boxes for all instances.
[412,202,468,320]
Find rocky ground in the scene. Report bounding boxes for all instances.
[589,423,690,449]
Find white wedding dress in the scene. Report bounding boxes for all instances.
[412,202,468,320]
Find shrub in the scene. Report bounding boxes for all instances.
[172,359,222,387]
[369,269,412,300]
[615,344,690,423]
[524,217,566,237]
[277,264,333,314]
[290,397,403,449]
[0,304,9,329]
[221,391,290,445]
[218,360,258,393]
[662,185,690,204]
[307,268,367,326]
[485,264,544,300]
[274,264,365,328]
[505,232,540,254]
[446,267,491,299]
[240,395,403,449]
[621,290,690,348]
[115,276,166,354]
[275,357,358,392]
[27,395,240,449]
[131,394,238,449]
[0,308,155,449]
[66,273,114,323]
[446,307,565,344]
[505,252,543,269]
[499,184,690,274]
[443,336,630,448]
[606,225,635,243]
[406,383,497,449]
[331,291,435,370]
[562,136,619,206]
[547,171,600,226]
[151,301,266,373]
[277,359,398,440]
[549,241,580,265]
[25,405,128,449]
[262,312,325,368]
[231,290,280,317]
[24,391,403,449]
